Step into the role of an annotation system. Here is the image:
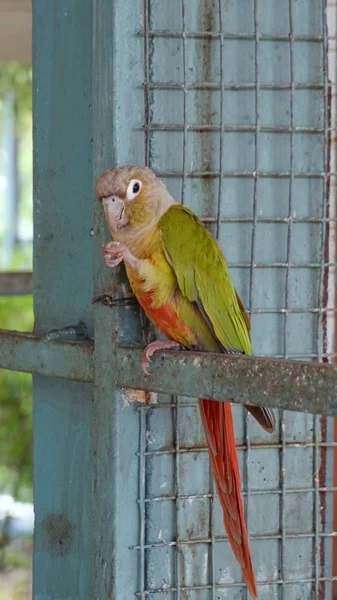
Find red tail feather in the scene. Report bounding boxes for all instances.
[199,399,258,599]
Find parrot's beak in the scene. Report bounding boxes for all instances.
[102,196,128,233]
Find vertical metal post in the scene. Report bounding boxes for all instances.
[279,2,295,597]
[33,3,94,598]
[315,3,330,597]
[144,0,151,166]
[92,2,145,598]
[246,2,262,596]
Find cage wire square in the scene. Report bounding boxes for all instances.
[134,0,337,598]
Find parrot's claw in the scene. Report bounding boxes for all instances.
[104,255,123,268]
[102,241,140,271]
[141,340,182,376]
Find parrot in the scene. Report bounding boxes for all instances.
[95,165,275,598]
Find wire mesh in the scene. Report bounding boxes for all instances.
[136,0,337,598]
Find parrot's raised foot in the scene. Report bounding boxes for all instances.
[103,241,140,270]
[142,340,181,376]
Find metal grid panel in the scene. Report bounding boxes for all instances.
[132,0,337,598]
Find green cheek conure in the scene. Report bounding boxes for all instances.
[96,165,276,599]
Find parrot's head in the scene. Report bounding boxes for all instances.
[95,165,175,242]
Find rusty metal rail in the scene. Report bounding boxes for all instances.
[0,272,33,295]
[1,328,337,416]
[0,329,93,382]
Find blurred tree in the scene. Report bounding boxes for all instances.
[0,297,33,502]
[0,61,33,502]
[0,62,32,267]
[0,62,32,118]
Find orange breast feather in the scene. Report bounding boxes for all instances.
[137,289,196,347]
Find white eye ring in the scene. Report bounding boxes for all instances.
[126,179,142,201]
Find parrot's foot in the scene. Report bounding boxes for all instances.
[142,340,181,376]
[103,241,140,270]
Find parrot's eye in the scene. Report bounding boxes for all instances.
[127,179,142,201]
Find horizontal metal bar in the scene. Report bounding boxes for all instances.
[144,123,326,134]
[144,81,327,91]
[201,217,337,224]
[154,170,335,179]
[131,530,337,551]
[136,577,337,596]
[132,350,337,362]
[222,262,335,269]
[0,329,93,382]
[138,29,330,42]
[2,330,337,416]
[242,308,337,315]
[117,347,337,416]
[1,331,335,380]
[142,441,337,455]
[0,272,33,296]
[143,487,337,501]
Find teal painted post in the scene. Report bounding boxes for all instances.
[33,3,94,598]
[92,3,147,597]
[33,2,146,598]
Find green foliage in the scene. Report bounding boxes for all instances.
[0,297,33,501]
[0,62,32,126]
[0,539,32,600]
[0,63,33,263]
[5,545,32,570]
[0,369,32,497]
[0,296,33,332]
[0,61,33,501]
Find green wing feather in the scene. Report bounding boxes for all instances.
[158,204,275,434]
[158,204,252,355]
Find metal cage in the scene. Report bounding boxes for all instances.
[1,1,337,599]
[138,1,336,598]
